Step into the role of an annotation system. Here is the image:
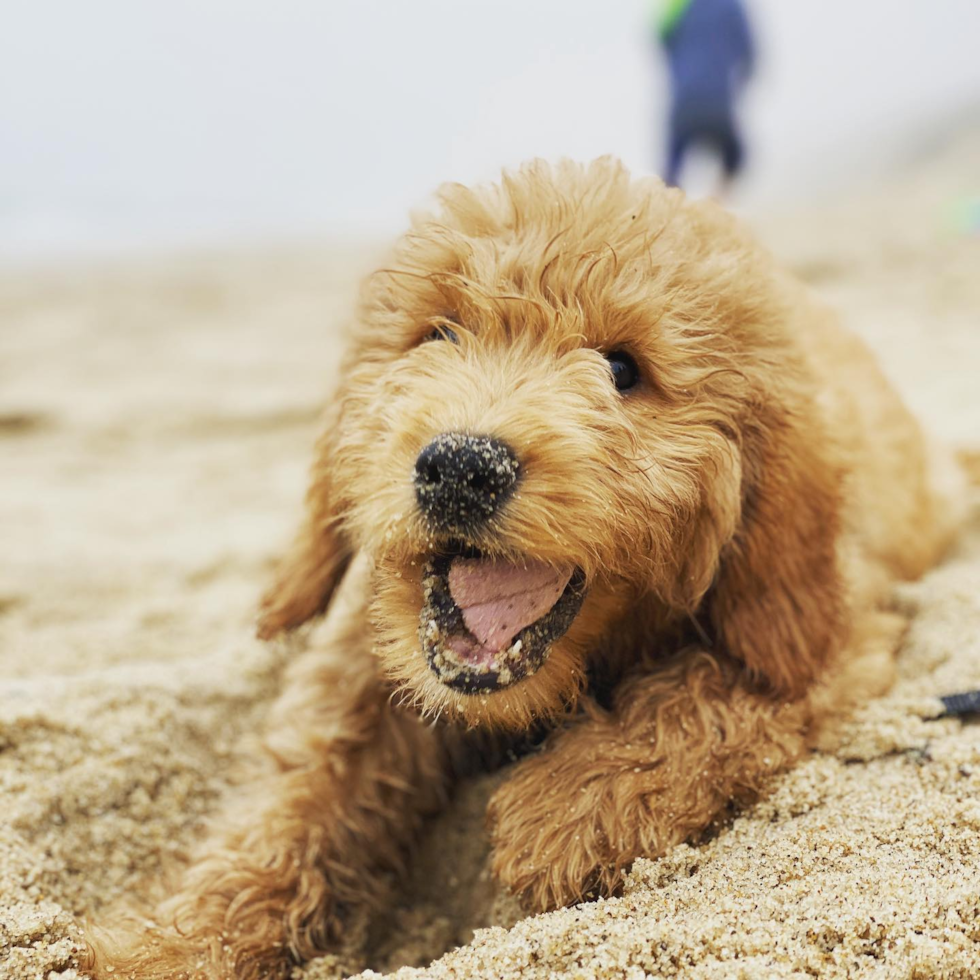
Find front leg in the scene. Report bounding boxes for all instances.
[488,651,810,911]
[84,593,455,979]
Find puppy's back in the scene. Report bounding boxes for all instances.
[790,291,963,583]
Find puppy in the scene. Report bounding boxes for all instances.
[86,159,960,980]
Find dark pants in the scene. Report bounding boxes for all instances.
[665,115,744,187]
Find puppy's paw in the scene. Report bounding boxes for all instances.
[82,925,229,980]
[486,736,653,912]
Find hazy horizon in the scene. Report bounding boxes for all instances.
[3,0,980,263]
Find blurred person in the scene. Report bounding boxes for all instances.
[656,0,755,195]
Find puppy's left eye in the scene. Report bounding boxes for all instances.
[606,350,639,391]
[425,325,459,344]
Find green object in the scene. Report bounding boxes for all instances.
[656,0,694,40]
[948,197,980,236]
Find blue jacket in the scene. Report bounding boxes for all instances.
[661,0,754,128]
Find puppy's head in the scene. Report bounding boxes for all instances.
[259,159,834,727]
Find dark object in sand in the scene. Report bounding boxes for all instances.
[939,689,980,717]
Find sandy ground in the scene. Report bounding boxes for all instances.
[2,135,979,980]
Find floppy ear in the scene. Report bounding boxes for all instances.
[256,399,352,640]
[707,417,847,699]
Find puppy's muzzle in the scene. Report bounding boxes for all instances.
[413,433,519,533]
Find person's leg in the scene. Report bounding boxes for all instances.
[720,126,744,179]
[664,121,688,187]
[715,123,744,198]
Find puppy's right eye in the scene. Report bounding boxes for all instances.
[425,325,459,344]
[606,350,639,392]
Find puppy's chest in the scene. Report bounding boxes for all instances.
[583,610,705,711]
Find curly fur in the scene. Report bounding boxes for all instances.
[84,159,963,979]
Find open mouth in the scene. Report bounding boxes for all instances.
[418,544,586,694]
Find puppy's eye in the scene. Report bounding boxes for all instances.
[425,325,459,344]
[606,351,639,391]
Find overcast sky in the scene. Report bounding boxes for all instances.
[3,0,980,260]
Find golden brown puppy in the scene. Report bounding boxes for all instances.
[85,159,962,980]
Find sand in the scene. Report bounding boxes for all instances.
[2,134,979,980]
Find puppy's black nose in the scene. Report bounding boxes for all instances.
[414,433,519,532]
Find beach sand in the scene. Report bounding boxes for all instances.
[2,135,979,980]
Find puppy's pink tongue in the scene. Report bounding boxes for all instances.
[447,557,574,652]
